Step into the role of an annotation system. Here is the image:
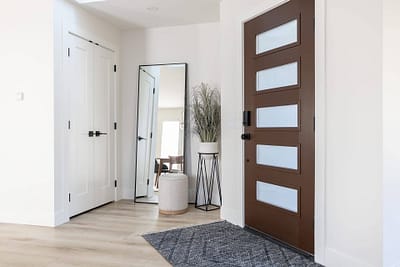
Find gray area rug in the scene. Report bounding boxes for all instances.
[143,221,322,267]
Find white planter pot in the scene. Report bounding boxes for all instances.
[199,142,219,154]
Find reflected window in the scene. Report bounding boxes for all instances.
[161,121,180,158]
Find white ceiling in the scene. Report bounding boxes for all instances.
[73,0,221,30]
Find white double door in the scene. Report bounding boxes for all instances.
[67,34,115,217]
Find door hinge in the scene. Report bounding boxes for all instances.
[313,116,316,132]
[153,88,155,94]
[114,65,117,72]
[147,179,150,185]
[68,48,70,57]
[68,120,71,130]
[115,180,118,188]
[68,193,71,203]
[150,132,153,139]
[114,122,117,130]
[313,17,315,33]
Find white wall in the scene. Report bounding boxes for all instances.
[158,66,186,108]
[0,0,121,227]
[120,23,220,201]
[220,0,383,266]
[0,0,55,226]
[383,1,400,266]
[54,0,121,225]
[324,1,382,266]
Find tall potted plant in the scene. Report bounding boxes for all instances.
[192,83,221,153]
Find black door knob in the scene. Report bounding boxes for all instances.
[241,133,251,140]
[138,136,146,141]
[88,131,94,137]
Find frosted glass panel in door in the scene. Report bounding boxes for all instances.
[257,104,298,128]
[256,144,298,170]
[256,19,298,54]
[256,62,298,91]
[256,181,298,213]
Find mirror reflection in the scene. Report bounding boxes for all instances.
[135,63,187,203]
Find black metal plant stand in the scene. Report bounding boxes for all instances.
[195,152,222,211]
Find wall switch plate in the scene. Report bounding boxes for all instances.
[16,92,24,101]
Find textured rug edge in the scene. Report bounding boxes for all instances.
[141,234,172,265]
[140,220,225,237]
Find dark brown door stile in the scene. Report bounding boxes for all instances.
[244,0,315,254]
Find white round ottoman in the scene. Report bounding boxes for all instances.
[159,173,188,215]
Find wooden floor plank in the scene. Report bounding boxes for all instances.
[0,200,220,267]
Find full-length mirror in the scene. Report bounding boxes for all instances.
[135,63,187,203]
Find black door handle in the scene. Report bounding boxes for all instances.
[88,131,94,137]
[95,131,108,137]
[138,136,146,141]
[241,133,251,140]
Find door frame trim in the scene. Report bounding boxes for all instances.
[238,0,326,263]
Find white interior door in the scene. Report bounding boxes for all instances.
[67,34,115,217]
[67,35,95,216]
[136,70,155,197]
[93,45,114,207]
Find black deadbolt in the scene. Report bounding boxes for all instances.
[241,133,251,140]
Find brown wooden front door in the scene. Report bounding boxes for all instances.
[244,0,315,254]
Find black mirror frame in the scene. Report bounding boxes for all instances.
[134,63,188,203]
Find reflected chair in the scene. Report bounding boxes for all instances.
[168,156,184,173]
[154,159,169,189]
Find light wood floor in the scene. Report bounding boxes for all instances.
[0,200,220,267]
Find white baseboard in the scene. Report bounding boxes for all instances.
[54,210,69,226]
[0,212,55,227]
[325,248,376,267]
[220,207,244,227]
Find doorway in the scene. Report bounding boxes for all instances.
[136,68,156,199]
[66,32,117,217]
[243,0,315,254]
